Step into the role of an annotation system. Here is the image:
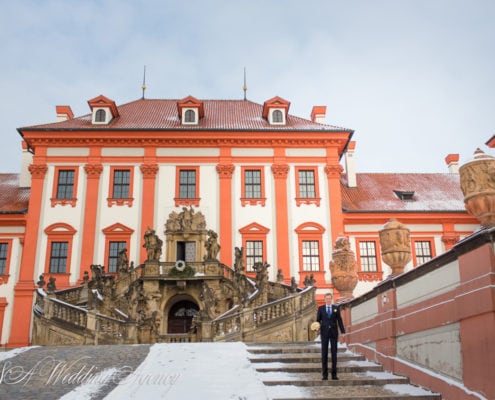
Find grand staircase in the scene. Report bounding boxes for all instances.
[247,342,442,400]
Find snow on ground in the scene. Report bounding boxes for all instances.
[103,342,271,399]
[0,346,36,361]
[384,384,438,396]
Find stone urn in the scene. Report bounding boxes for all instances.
[329,235,358,299]
[379,219,411,276]
[459,148,495,228]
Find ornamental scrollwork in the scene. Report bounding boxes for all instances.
[216,164,235,178]
[28,164,48,178]
[84,163,103,178]
[271,164,289,179]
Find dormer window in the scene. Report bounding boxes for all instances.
[87,95,119,125]
[268,109,285,125]
[184,109,198,124]
[177,96,204,126]
[95,109,106,123]
[262,96,290,126]
[394,190,415,201]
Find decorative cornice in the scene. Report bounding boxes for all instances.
[84,163,103,178]
[28,164,48,179]
[140,163,159,178]
[240,198,266,207]
[50,198,77,208]
[107,198,134,207]
[216,164,235,178]
[295,197,321,207]
[271,164,290,179]
[441,234,460,247]
[324,164,343,178]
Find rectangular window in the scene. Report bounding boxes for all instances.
[108,241,127,273]
[56,170,75,199]
[302,240,320,271]
[414,241,433,265]
[246,240,263,272]
[179,170,197,198]
[359,241,378,272]
[298,170,316,198]
[244,170,261,198]
[49,241,68,273]
[112,170,130,199]
[0,243,7,275]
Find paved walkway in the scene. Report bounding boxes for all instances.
[0,344,151,400]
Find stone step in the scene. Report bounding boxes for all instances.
[255,361,384,373]
[249,353,365,363]
[247,345,347,354]
[261,371,410,386]
[267,384,442,400]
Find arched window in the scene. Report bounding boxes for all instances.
[272,109,283,123]
[184,109,196,123]
[95,109,106,122]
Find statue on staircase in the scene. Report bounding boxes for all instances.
[204,229,220,260]
[143,227,163,262]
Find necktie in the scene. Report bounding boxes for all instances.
[327,306,331,317]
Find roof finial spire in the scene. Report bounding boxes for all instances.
[141,65,147,99]
[242,67,248,101]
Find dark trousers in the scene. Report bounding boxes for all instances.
[321,329,338,378]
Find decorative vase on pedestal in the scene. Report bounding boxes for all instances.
[459,148,495,228]
[379,219,412,276]
[329,235,358,299]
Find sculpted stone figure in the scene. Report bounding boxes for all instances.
[234,247,244,273]
[143,227,163,261]
[205,230,220,260]
[117,248,129,273]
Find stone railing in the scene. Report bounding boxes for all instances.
[211,311,243,341]
[50,298,88,329]
[158,333,196,343]
[95,313,126,340]
[253,296,295,327]
[55,285,85,304]
[341,227,495,400]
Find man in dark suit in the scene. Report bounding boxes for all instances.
[316,292,345,380]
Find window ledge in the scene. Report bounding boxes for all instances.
[241,197,266,207]
[295,197,321,207]
[51,198,77,207]
[174,197,200,207]
[107,198,134,207]
[0,274,10,285]
[358,271,383,282]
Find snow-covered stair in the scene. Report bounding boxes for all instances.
[247,342,442,400]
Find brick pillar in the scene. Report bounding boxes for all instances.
[79,163,103,281]
[216,163,235,265]
[271,163,290,283]
[139,163,159,263]
[9,163,47,347]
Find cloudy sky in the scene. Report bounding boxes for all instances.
[1,0,493,173]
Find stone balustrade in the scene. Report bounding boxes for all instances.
[51,299,87,328]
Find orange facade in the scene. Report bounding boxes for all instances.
[0,94,481,347]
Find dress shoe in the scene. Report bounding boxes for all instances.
[322,376,328,380]
[331,375,339,380]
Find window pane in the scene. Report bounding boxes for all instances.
[298,170,316,198]
[246,240,263,272]
[56,170,75,199]
[49,241,68,273]
[272,110,283,123]
[244,170,261,198]
[0,243,7,275]
[113,170,130,198]
[359,241,377,272]
[302,240,320,271]
[108,241,126,273]
[415,241,432,265]
[179,170,196,198]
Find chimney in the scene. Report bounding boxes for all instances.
[19,141,33,187]
[445,153,459,173]
[345,141,357,188]
[56,105,74,122]
[310,106,326,124]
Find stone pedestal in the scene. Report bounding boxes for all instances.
[459,148,495,228]
[329,235,358,299]
[379,219,411,276]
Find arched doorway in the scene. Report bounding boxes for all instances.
[167,300,199,334]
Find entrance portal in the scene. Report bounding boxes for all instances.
[167,300,199,334]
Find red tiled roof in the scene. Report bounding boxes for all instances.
[20,99,351,132]
[341,173,466,212]
[0,174,29,213]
